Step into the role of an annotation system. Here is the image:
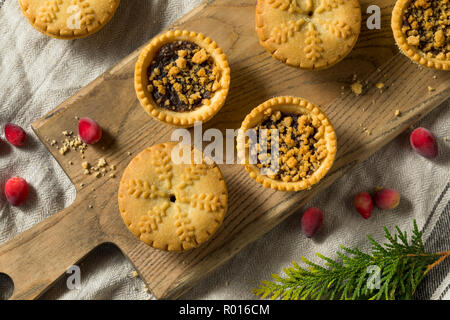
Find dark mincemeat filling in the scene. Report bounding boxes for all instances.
[147,41,216,112]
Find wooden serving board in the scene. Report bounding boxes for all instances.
[0,0,449,300]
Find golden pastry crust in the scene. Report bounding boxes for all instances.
[392,0,450,70]
[18,0,120,40]
[135,30,231,128]
[118,142,228,251]
[255,0,361,70]
[237,96,337,192]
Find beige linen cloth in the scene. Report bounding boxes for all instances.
[0,0,449,300]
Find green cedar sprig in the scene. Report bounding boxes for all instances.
[253,220,450,300]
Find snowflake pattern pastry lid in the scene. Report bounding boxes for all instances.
[256,0,361,70]
[18,0,120,39]
[118,142,228,251]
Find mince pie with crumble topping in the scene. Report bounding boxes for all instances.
[392,0,450,70]
[135,30,231,127]
[237,96,337,192]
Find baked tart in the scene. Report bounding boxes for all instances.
[135,30,231,128]
[237,97,337,191]
[18,0,120,40]
[118,142,228,251]
[255,0,362,70]
[392,0,450,70]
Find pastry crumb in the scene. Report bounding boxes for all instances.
[98,158,107,167]
[394,110,401,117]
[351,81,363,95]
[59,146,68,155]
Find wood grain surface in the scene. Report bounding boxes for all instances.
[0,0,448,300]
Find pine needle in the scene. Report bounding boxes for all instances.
[253,220,449,300]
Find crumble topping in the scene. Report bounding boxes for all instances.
[146,41,221,112]
[402,0,450,60]
[250,111,328,182]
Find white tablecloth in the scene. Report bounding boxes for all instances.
[0,0,448,300]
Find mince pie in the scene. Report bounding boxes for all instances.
[392,0,450,70]
[255,0,362,70]
[237,96,337,191]
[118,142,228,251]
[135,30,231,127]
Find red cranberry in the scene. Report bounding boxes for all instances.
[374,188,400,210]
[78,117,102,145]
[301,207,324,238]
[4,177,29,206]
[4,123,27,146]
[354,192,373,219]
[410,127,438,159]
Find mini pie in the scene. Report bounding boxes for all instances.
[255,0,361,70]
[237,96,337,191]
[18,0,120,39]
[118,142,228,251]
[392,0,450,70]
[135,30,231,128]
